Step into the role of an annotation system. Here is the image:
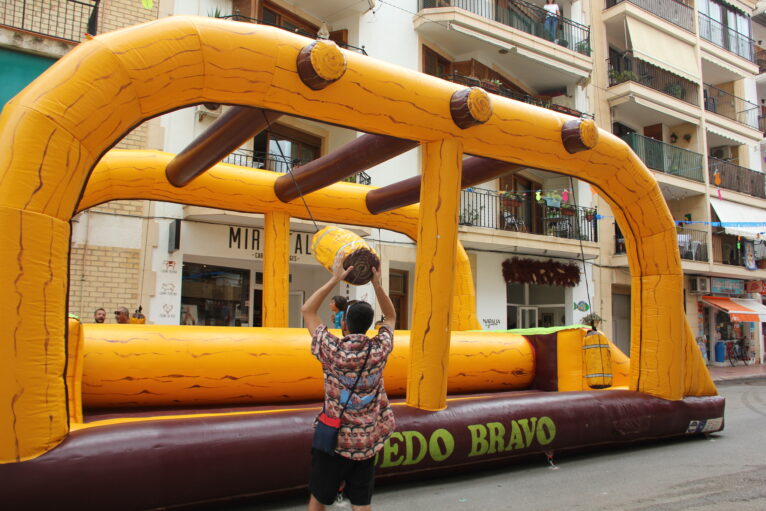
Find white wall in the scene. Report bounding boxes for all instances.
[473,251,510,329]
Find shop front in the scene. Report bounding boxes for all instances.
[700,277,766,366]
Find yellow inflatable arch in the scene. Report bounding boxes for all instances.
[0,16,714,464]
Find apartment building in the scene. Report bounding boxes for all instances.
[3,0,763,365]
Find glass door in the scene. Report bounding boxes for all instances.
[519,307,538,329]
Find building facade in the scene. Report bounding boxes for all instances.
[2,0,764,366]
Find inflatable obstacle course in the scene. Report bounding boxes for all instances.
[0,16,721,510]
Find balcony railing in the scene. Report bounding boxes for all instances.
[607,52,700,106]
[676,226,708,262]
[605,0,694,33]
[616,226,710,261]
[703,84,759,129]
[708,157,766,199]
[420,0,591,57]
[759,115,766,136]
[459,187,598,242]
[221,14,367,55]
[0,0,98,42]
[223,150,371,184]
[698,13,755,62]
[443,73,594,118]
[622,132,704,182]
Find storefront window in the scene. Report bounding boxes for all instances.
[181,263,250,326]
[506,282,565,328]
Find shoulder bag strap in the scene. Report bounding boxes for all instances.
[337,341,373,421]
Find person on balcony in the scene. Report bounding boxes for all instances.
[543,0,561,42]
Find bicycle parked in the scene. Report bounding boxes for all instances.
[725,339,752,366]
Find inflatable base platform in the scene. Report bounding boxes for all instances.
[0,389,724,510]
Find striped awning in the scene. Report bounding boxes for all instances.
[702,296,766,322]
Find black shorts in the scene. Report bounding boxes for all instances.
[309,448,376,506]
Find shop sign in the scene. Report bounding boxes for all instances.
[745,280,765,294]
[181,222,317,264]
[710,277,744,296]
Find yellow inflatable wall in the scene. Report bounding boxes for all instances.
[0,16,714,463]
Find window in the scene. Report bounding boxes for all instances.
[253,124,321,172]
[698,0,752,59]
[181,263,250,326]
[423,46,452,78]
[506,281,565,329]
[260,2,318,35]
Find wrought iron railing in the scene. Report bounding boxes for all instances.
[604,0,694,32]
[708,157,766,199]
[224,150,371,184]
[221,14,367,55]
[419,0,591,56]
[224,150,302,173]
[459,187,598,242]
[676,226,708,262]
[703,83,759,129]
[616,225,710,261]
[607,52,700,106]
[0,0,98,42]
[443,73,594,119]
[622,132,704,182]
[698,13,755,62]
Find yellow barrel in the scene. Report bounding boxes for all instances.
[311,226,380,285]
[582,330,613,389]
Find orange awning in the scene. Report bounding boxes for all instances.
[701,296,761,322]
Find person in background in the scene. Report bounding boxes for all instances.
[94,307,106,324]
[114,307,130,324]
[302,253,396,511]
[330,295,348,329]
[543,0,561,41]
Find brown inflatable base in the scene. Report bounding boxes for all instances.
[0,390,724,510]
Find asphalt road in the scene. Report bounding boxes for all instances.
[221,380,766,511]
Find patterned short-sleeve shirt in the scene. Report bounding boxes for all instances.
[311,324,396,460]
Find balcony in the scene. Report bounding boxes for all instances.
[443,73,594,118]
[703,84,759,129]
[622,132,704,182]
[0,0,97,42]
[223,149,371,184]
[608,52,700,106]
[605,0,694,33]
[698,13,755,63]
[459,188,598,242]
[708,157,766,199]
[419,0,591,56]
[221,14,367,55]
[615,226,709,261]
[760,115,766,136]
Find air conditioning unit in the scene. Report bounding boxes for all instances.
[690,276,710,294]
[195,103,221,121]
[711,146,732,160]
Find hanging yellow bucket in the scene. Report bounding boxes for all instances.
[311,226,380,285]
[582,330,613,389]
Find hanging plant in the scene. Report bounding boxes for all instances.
[502,257,581,287]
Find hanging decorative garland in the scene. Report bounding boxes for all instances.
[502,257,581,287]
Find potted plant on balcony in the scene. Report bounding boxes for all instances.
[481,79,502,93]
[584,208,596,222]
[500,191,523,209]
[459,205,484,226]
[580,313,603,329]
[560,203,576,216]
[663,83,685,100]
[608,69,639,84]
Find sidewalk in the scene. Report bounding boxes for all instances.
[708,362,766,383]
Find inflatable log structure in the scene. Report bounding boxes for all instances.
[0,16,721,509]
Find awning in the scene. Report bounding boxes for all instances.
[702,296,766,322]
[709,197,766,238]
[705,123,749,146]
[625,18,699,82]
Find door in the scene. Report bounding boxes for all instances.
[389,269,408,330]
[289,291,304,328]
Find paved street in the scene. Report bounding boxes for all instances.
[222,380,766,511]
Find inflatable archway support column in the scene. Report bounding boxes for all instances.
[407,139,463,411]
[263,211,291,327]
